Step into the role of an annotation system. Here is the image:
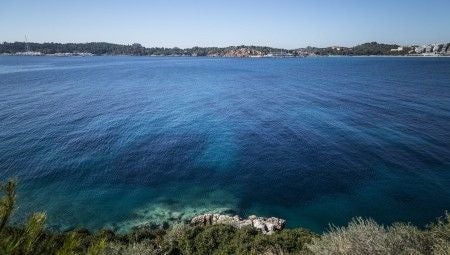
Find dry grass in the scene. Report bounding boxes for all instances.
[307,214,450,255]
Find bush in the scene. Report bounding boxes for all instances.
[0,179,107,255]
[106,241,158,255]
[307,215,450,255]
[162,224,315,255]
[428,213,450,255]
[307,217,388,255]
[386,223,430,254]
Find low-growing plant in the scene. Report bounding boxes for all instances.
[0,179,16,232]
[307,217,388,255]
[162,224,315,255]
[427,213,450,255]
[307,215,450,255]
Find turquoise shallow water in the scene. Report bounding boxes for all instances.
[0,56,449,232]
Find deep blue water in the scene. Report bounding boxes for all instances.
[0,56,449,232]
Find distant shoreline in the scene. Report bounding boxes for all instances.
[2,41,450,58]
[2,53,450,58]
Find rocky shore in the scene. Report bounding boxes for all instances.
[190,213,286,235]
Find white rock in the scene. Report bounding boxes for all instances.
[190,214,286,235]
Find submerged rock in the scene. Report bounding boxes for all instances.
[191,214,286,235]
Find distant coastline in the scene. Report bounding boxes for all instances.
[1,41,450,58]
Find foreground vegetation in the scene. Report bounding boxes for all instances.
[1,180,449,254]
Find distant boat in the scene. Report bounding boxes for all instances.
[15,35,43,56]
[266,50,294,58]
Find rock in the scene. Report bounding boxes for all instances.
[252,219,268,233]
[191,213,213,225]
[191,214,286,235]
[265,217,286,234]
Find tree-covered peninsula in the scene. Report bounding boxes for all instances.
[1,41,450,57]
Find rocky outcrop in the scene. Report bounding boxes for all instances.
[191,214,286,235]
[206,47,266,57]
[222,48,265,57]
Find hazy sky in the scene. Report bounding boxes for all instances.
[1,0,449,49]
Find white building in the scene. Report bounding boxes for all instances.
[414,46,424,54]
[432,44,441,53]
[391,46,404,52]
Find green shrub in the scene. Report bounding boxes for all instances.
[0,179,106,255]
[106,241,158,255]
[253,228,316,254]
[161,224,315,255]
[0,179,16,231]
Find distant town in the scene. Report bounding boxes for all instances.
[1,41,449,57]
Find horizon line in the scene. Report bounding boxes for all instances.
[3,40,450,50]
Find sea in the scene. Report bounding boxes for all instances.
[0,56,449,233]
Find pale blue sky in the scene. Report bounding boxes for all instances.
[1,0,449,49]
